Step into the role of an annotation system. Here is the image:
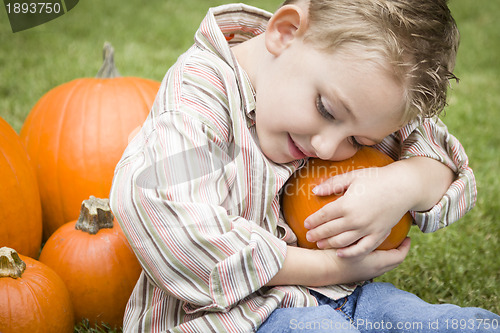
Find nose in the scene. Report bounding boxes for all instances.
[311,133,358,161]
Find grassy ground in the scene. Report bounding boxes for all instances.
[375,0,500,315]
[1,0,498,330]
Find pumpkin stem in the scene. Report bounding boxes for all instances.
[75,196,114,235]
[0,247,26,279]
[96,42,121,79]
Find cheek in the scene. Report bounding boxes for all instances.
[330,142,359,161]
[255,98,289,131]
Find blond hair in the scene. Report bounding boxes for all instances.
[281,0,460,122]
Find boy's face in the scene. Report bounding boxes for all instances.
[254,41,406,164]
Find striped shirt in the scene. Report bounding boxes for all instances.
[109,4,477,332]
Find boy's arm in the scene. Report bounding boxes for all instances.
[304,117,476,257]
[266,239,411,287]
[384,117,477,232]
[382,156,453,213]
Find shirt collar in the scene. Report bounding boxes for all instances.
[194,4,272,126]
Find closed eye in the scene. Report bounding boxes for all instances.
[316,95,363,149]
[316,95,335,121]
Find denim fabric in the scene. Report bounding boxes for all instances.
[257,282,500,333]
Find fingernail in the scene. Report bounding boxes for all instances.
[312,186,319,194]
[306,232,313,241]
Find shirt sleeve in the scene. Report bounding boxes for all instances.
[374,117,477,233]
[109,65,287,315]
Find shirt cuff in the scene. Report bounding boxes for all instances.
[409,164,476,233]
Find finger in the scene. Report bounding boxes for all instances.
[379,238,412,272]
[372,237,412,270]
[305,209,351,239]
[336,234,382,258]
[313,172,353,196]
[304,197,346,229]
[395,237,412,255]
[315,230,362,249]
[354,239,410,279]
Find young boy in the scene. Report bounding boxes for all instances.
[110,0,500,331]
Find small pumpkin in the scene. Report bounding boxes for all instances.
[0,247,74,333]
[20,42,161,240]
[39,196,142,329]
[282,146,412,250]
[0,117,42,258]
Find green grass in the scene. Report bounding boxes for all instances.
[375,0,500,315]
[0,0,498,331]
[74,320,122,333]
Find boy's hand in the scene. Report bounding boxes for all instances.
[320,237,412,285]
[303,164,414,258]
[303,157,453,258]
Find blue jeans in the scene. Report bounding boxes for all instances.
[257,282,500,332]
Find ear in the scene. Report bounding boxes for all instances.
[265,5,309,56]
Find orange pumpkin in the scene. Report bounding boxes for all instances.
[20,43,160,240]
[0,247,74,333]
[0,117,42,258]
[39,196,142,329]
[282,147,412,250]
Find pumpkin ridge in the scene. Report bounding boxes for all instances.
[55,81,86,230]
[127,76,159,110]
[95,87,106,197]
[22,271,45,326]
[0,125,19,175]
[0,135,21,190]
[20,96,45,178]
[31,93,55,232]
[0,144,23,187]
[82,79,103,196]
[111,79,129,166]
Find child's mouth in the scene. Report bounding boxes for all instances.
[288,134,316,159]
